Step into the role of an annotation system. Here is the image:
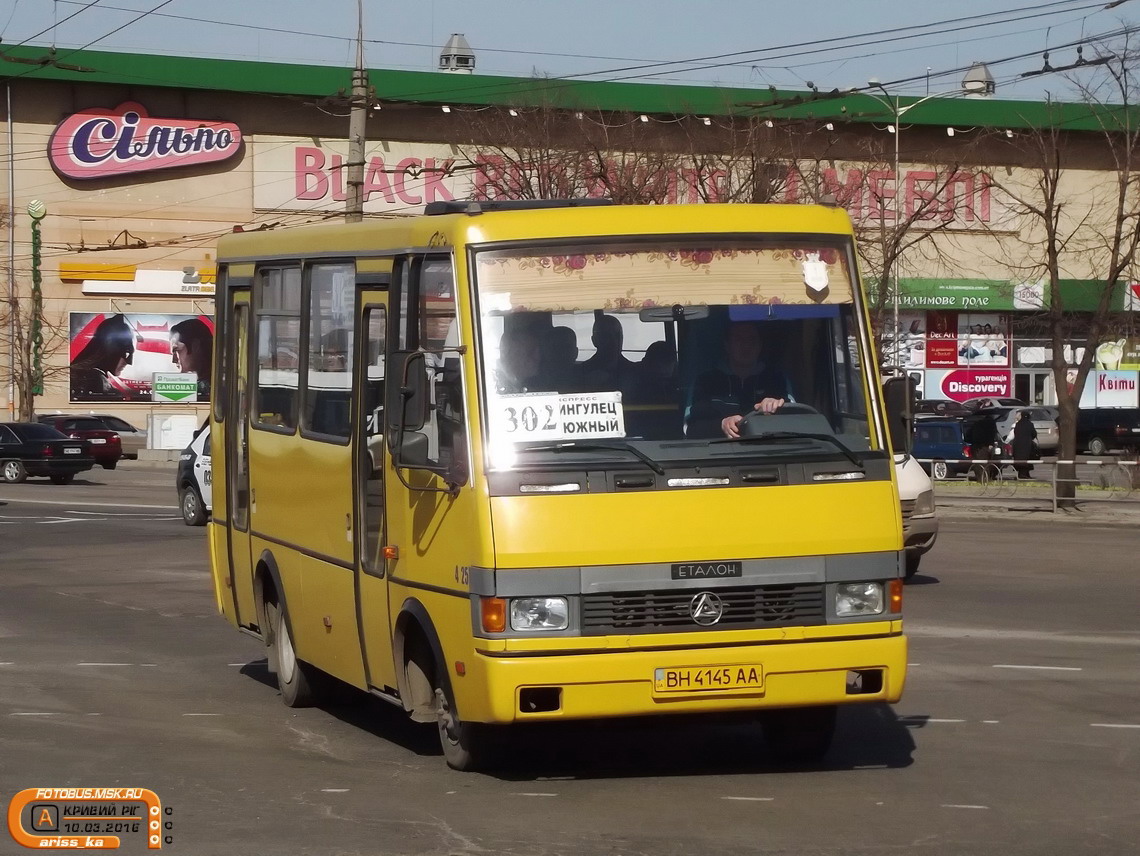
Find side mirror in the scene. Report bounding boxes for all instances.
[386,351,429,434]
[882,375,917,455]
[396,430,430,467]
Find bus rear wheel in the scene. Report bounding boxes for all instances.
[760,704,838,764]
[266,599,320,708]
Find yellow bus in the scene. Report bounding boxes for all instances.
[207,200,908,770]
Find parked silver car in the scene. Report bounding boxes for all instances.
[78,413,148,458]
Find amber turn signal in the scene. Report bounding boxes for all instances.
[480,597,507,633]
[889,578,903,613]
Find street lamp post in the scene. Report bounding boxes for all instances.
[861,71,992,371]
[862,83,966,368]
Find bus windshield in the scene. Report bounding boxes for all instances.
[473,239,881,471]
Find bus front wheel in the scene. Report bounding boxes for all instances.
[760,704,837,764]
[433,680,494,771]
[266,599,318,708]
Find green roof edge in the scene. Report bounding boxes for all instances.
[2,43,1134,131]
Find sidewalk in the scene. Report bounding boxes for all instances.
[935,482,1140,526]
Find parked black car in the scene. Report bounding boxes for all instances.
[0,422,94,484]
[1075,407,1140,455]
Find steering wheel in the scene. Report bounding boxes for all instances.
[738,402,821,436]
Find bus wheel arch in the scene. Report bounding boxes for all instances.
[394,599,495,771]
[254,552,320,708]
[394,600,448,723]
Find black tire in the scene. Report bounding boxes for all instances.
[761,705,838,764]
[180,485,208,526]
[1088,436,1109,457]
[50,473,75,485]
[265,598,318,708]
[1,460,27,484]
[410,645,495,772]
[102,461,117,470]
[434,681,495,772]
[904,552,921,579]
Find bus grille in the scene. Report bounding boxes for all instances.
[900,499,915,522]
[580,583,825,635]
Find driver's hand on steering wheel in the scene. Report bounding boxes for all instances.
[753,397,786,415]
[720,398,786,438]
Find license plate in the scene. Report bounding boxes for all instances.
[63,447,81,455]
[653,664,763,693]
[89,438,106,444]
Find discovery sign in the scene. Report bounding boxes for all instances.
[49,102,242,180]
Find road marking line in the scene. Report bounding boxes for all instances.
[722,796,774,802]
[182,713,222,717]
[0,662,14,665]
[907,663,921,666]
[320,789,350,793]
[942,804,989,810]
[993,664,1082,671]
[898,715,962,724]
[1090,723,1140,729]
[11,712,61,716]
[77,663,134,666]
[511,793,558,797]
[0,497,177,510]
[982,720,1000,724]
[227,663,246,666]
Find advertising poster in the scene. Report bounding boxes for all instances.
[1121,337,1140,370]
[954,312,1010,368]
[69,313,214,403]
[926,368,1012,403]
[924,310,959,367]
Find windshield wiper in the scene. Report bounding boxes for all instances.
[519,441,666,475]
[710,431,864,469]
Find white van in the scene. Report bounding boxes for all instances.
[896,453,937,579]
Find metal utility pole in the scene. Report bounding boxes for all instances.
[345,0,368,222]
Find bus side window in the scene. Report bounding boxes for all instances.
[400,256,468,483]
[303,261,355,439]
[255,266,302,431]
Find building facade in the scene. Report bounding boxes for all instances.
[2,46,1138,440]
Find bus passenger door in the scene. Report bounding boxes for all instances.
[354,296,396,690]
[225,291,258,627]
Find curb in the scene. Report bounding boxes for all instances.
[936,496,1140,525]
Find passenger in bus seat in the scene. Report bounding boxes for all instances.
[687,321,790,439]
[539,325,582,392]
[495,328,543,393]
[578,315,635,391]
[623,341,683,439]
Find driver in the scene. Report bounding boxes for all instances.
[687,321,790,438]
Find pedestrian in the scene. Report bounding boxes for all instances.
[1007,409,1038,479]
[967,411,1000,481]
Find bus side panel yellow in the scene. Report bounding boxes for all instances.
[490,482,901,568]
[297,553,366,687]
[206,522,235,625]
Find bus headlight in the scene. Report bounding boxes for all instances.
[510,597,570,631]
[914,489,935,515]
[835,583,884,617]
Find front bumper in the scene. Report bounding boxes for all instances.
[903,513,938,555]
[459,628,907,723]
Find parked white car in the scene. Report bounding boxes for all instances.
[177,425,212,526]
[896,453,938,579]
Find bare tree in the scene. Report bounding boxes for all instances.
[988,47,1140,499]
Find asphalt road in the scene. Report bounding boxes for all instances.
[2,465,1138,856]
